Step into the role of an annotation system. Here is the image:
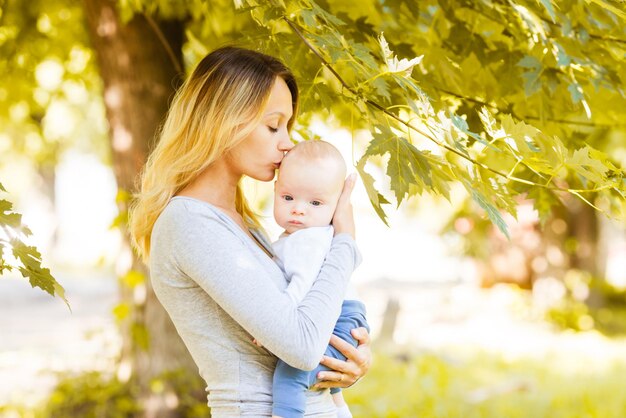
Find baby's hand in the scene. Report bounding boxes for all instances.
[252,338,263,348]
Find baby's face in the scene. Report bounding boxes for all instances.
[274,159,343,234]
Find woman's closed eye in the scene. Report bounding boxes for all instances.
[267,125,279,133]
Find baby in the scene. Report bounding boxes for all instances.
[270,140,369,418]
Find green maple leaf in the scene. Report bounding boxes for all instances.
[425,160,454,201]
[479,107,499,138]
[451,114,497,150]
[300,9,317,27]
[500,114,541,154]
[371,77,391,102]
[0,261,12,275]
[10,238,68,306]
[538,0,557,23]
[522,155,558,177]
[310,0,346,26]
[0,199,23,229]
[517,56,543,96]
[11,239,54,294]
[365,134,432,206]
[351,42,379,71]
[392,74,423,97]
[356,157,390,226]
[587,0,626,21]
[314,83,336,112]
[528,187,556,226]
[17,265,55,295]
[567,146,608,185]
[0,241,12,275]
[589,148,618,172]
[568,83,584,104]
[463,180,510,239]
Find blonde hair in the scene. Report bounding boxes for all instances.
[129,47,298,261]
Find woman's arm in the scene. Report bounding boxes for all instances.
[332,173,356,238]
[163,202,359,371]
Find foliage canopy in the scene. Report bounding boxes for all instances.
[122,0,626,234]
[1,0,625,296]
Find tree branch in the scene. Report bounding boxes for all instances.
[435,86,625,128]
[471,0,626,46]
[143,14,184,75]
[533,9,626,45]
[283,16,584,193]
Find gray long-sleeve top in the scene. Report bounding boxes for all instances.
[149,197,361,416]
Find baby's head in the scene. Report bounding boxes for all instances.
[274,140,347,234]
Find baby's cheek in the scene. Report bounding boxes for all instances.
[323,207,336,224]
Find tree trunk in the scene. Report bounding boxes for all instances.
[567,198,603,308]
[83,2,197,416]
[36,163,60,252]
[567,199,599,275]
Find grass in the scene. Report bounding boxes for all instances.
[344,349,626,418]
[3,347,626,417]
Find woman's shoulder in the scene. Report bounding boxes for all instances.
[151,197,247,264]
[154,196,234,238]
[161,196,227,221]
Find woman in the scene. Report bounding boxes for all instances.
[129,46,370,417]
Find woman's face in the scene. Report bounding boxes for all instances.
[227,77,295,182]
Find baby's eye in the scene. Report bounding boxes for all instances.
[310,201,322,206]
[283,195,293,201]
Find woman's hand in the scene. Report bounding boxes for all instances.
[332,173,357,239]
[312,327,372,389]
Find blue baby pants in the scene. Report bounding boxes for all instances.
[272,300,370,418]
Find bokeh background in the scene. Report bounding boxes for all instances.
[1,1,626,417]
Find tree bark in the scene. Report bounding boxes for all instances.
[567,198,604,308]
[567,200,599,275]
[83,1,197,416]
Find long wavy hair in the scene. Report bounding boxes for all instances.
[129,46,299,261]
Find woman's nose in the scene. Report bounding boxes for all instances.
[278,130,294,152]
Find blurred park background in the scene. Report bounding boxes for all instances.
[1,0,626,417]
